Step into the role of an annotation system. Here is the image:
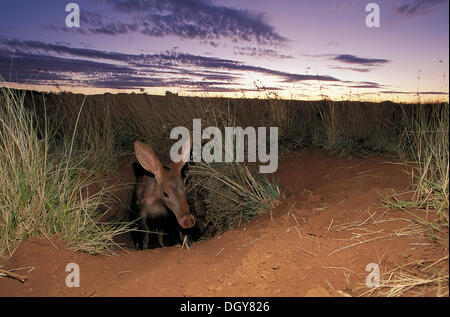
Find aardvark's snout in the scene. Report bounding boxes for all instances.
[179,214,196,229]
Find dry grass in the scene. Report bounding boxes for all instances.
[187,161,281,236]
[0,88,132,256]
[359,256,449,297]
[2,88,448,272]
[330,210,448,296]
[399,103,449,226]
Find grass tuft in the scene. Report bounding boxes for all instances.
[0,87,131,256]
[187,161,281,236]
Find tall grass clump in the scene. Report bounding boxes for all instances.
[187,162,281,237]
[33,93,130,173]
[0,88,130,256]
[399,103,449,228]
[187,160,281,237]
[315,100,402,155]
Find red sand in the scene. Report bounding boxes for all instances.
[0,150,447,297]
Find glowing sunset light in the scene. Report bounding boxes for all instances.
[0,0,448,102]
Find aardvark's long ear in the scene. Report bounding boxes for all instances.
[171,135,191,175]
[134,141,164,183]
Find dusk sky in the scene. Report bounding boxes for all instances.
[0,0,448,101]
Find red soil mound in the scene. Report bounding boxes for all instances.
[0,150,447,297]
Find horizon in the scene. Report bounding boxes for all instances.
[0,0,449,102]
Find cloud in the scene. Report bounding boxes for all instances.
[347,82,383,89]
[233,46,294,59]
[199,40,221,48]
[324,80,387,89]
[301,52,390,72]
[396,0,446,18]
[333,54,390,66]
[131,49,339,83]
[0,48,133,86]
[1,39,131,62]
[52,0,286,46]
[381,90,448,95]
[299,52,336,58]
[0,39,340,91]
[300,52,390,67]
[328,65,371,73]
[91,75,228,90]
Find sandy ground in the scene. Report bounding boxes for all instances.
[0,150,448,297]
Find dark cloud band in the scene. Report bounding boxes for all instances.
[333,54,390,66]
[66,0,287,46]
[0,39,340,91]
[397,0,446,18]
